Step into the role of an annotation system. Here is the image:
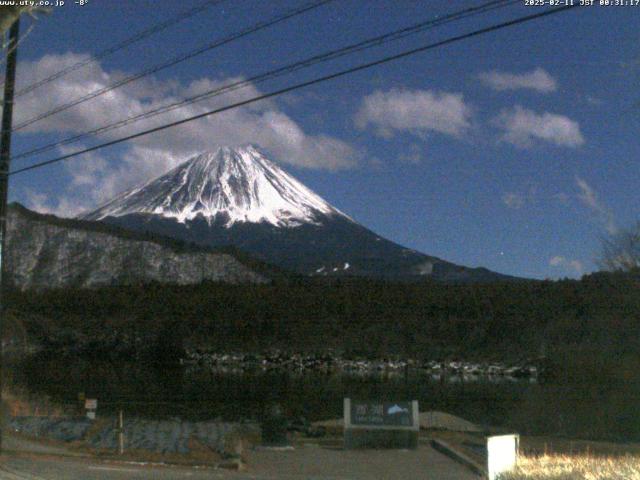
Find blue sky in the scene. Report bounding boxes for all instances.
[5,0,640,279]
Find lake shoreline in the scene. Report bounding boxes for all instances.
[182,349,540,381]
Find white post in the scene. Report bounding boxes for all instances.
[487,434,519,480]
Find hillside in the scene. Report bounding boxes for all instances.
[4,203,271,290]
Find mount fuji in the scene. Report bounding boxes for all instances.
[81,145,512,282]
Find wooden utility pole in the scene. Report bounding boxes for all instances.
[0,17,20,453]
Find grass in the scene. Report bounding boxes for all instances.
[424,431,640,480]
[500,453,640,480]
[2,385,74,418]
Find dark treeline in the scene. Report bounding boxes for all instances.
[5,270,640,375]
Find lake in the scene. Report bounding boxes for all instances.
[10,353,640,442]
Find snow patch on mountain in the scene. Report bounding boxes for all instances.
[82,145,349,228]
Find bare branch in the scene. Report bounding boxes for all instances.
[598,222,640,271]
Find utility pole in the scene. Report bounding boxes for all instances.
[0,17,20,453]
[118,409,124,455]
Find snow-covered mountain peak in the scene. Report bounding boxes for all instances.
[81,145,347,227]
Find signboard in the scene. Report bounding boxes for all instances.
[86,410,96,420]
[350,401,414,427]
[487,434,519,480]
[84,398,98,410]
[344,398,419,449]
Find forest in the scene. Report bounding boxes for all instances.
[5,269,640,384]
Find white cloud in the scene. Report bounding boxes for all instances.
[494,106,584,148]
[24,190,49,213]
[12,52,358,215]
[478,68,557,93]
[355,88,472,139]
[576,176,617,235]
[24,189,86,218]
[549,255,584,275]
[502,192,524,209]
[549,256,564,267]
[569,260,584,273]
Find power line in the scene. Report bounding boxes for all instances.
[12,0,520,162]
[11,0,335,133]
[10,5,578,177]
[13,0,516,160]
[8,0,228,97]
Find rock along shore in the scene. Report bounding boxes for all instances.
[182,349,538,381]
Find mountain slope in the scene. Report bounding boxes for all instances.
[84,146,345,227]
[5,203,269,290]
[82,145,515,282]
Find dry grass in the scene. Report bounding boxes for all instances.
[2,386,74,418]
[500,453,640,480]
[520,436,640,457]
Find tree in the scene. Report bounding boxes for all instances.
[0,8,25,36]
[599,222,640,271]
[0,6,48,41]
